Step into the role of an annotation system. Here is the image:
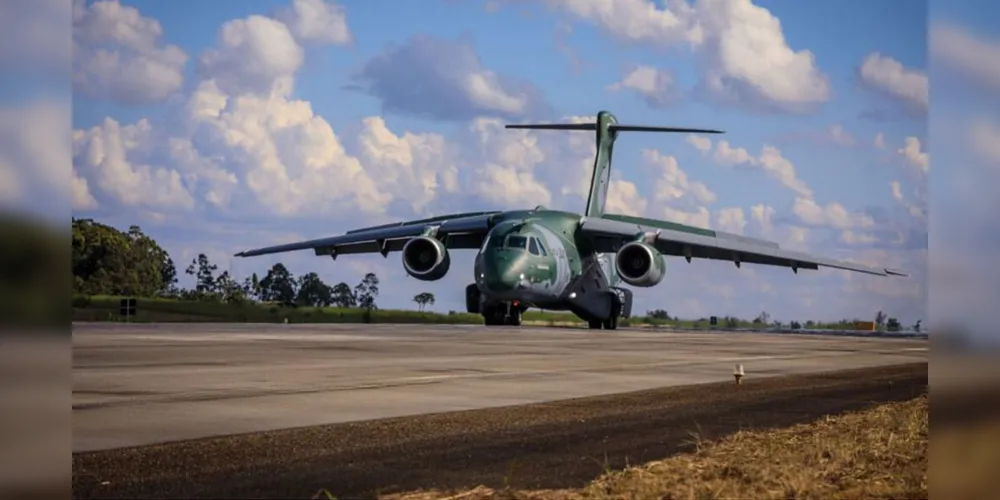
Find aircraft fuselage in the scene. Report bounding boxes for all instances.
[467,209,631,327]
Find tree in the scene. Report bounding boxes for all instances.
[413,292,435,311]
[354,273,379,310]
[875,310,887,331]
[186,253,219,298]
[71,219,171,297]
[259,263,296,304]
[242,273,261,302]
[215,271,246,303]
[647,309,671,320]
[331,282,356,308]
[913,320,922,333]
[754,310,770,325]
[296,272,333,307]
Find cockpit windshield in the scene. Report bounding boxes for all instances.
[505,235,528,249]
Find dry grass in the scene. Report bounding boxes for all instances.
[378,395,928,500]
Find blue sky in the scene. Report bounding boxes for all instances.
[17,0,991,327]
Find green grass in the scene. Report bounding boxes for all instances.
[70,294,864,330]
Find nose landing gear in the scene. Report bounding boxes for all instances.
[483,301,522,326]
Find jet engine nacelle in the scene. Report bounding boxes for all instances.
[615,241,665,287]
[401,236,451,281]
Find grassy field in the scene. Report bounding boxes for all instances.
[71,295,869,331]
[375,395,928,500]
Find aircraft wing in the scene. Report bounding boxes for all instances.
[580,213,907,277]
[234,211,501,259]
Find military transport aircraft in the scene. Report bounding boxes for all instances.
[235,111,906,329]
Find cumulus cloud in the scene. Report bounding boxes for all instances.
[715,207,746,234]
[874,132,886,149]
[538,0,831,113]
[274,0,353,45]
[896,136,929,175]
[197,15,304,97]
[700,139,813,198]
[607,65,679,107]
[792,197,875,230]
[350,34,550,121]
[641,149,717,208]
[686,134,712,152]
[857,52,929,116]
[73,117,196,210]
[749,203,775,234]
[826,124,855,147]
[72,0,188,104]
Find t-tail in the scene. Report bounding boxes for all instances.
[506,111,725,218]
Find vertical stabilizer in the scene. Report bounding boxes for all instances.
[584,111,618,218]
[504,112,724,218]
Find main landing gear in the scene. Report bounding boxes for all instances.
[587,288,631,330]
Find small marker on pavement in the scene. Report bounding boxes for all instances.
[734,363,744,385]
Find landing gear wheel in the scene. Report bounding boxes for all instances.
[507,312,522,326]
[483,305,505,326]
[588,320,603,330]
[602,293,621,330]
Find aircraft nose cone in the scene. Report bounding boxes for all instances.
[482,255,522,293]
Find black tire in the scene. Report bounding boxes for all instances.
[603,293,621,330]
[588,320,602,329]
[508,309,522,326]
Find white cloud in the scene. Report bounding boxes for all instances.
[197,15,304,97]
[73,0,188,104]
[351,34,548,121]
[537,0,830,113]
[274,0,353,45]
[792,197,875,230]
[607,64,678,107]
[641,149,717,206]
[357,116,459,214]
[712,140,755,166]
[839,230,877,245]
[931,22,1000,93]
[662,205,711,228]
[857,52,928,115]
[827,124,855,147]
[73,117,195,210]
[686,134,712,153]
[715,207,746,234]
[874,132,885,149]
[708,140,812,198]
[604,179,647,217]
[749,203,775,233]
[896,136,929,174]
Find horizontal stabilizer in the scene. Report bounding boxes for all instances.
[611,124,724,134]
[505,123,595,130]
[505,123,724,134]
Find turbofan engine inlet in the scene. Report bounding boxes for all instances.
[614,241,665,287]
[401,236,451,281]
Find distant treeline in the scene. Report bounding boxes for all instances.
[72,218,380,309]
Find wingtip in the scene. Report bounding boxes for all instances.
[885,268,908,277]
[234,252,245,257]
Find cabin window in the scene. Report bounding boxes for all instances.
[528,237,540,255]
[506,235,528,249]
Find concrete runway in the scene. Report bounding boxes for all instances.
[72,322,927,453]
